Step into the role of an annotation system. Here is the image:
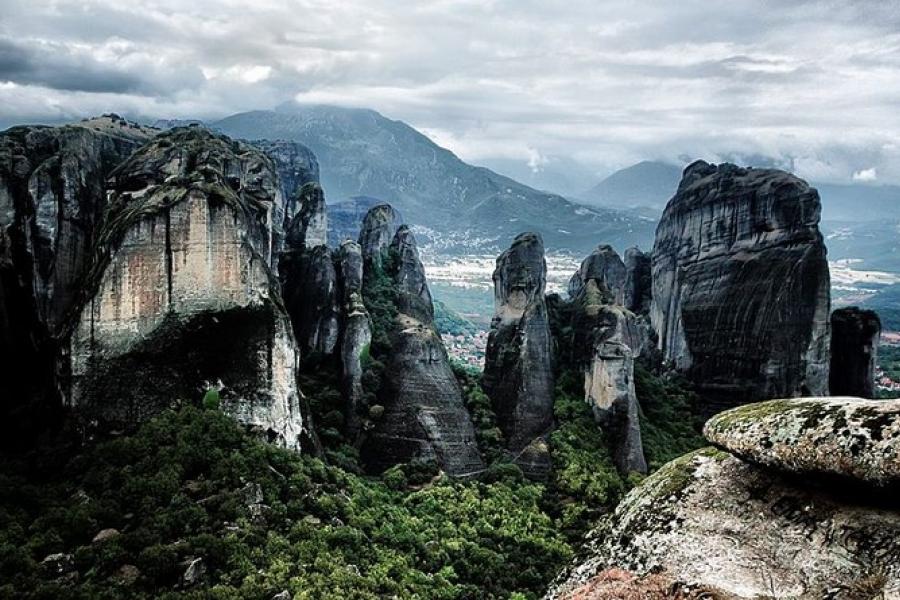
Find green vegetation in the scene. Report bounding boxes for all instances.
[0,406,571,599]
[434,300,481,336]
[877,344,900,399]
[634,364,706,471]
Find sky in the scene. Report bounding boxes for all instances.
[2,0,900,185]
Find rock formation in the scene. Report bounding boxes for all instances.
[358,203,401,262]
[280,182,339,356]
[337,240,371,438]
[360,208,483,476]
[250,139,319,214]
[550,396,900,599]
[483,232,554,477]
[623,247,651,315]
[67,127,305,448]
[567,244,626,304]
[830,307,881,398]
[583,306,648,474]
[651,161,831,412]
[705,396,900,486]
[0,115,156,442]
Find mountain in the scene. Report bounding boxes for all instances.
[579,160,682,210]
[213,104,656,256]
[477,155,600,198]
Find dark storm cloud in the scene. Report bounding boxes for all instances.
[0,0,898,183]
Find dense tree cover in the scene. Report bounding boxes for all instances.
[434,301,480,337]
[0,406,571,599]
[877,344,900,399]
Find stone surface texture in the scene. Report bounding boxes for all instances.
[830,307,881,398]
[651,161,831,412]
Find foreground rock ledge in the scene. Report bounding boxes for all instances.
[548,448,900,599]
[704,397,900,486]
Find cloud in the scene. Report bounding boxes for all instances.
[0,0,899,183]
[853,167,878,182]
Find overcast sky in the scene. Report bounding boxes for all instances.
[2,0,899,184]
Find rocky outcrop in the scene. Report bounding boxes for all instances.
[67,127,305,448]
[623,247,651,315]
[651,161,831,412]
[568,244,626,305]
[550,447,900,599]
[360,209,483,476]
[483,232,554,477]
[705,396,900,486]
[830,307,881,398]
[584,306,648,474]
[250,139,319,209]
[337,240,371,438]
[390,225,433,321]
[358,203,400,262]
[0,115,155,442]
[280,182,338,356]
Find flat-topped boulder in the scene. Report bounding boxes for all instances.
[704,397,900,486]
[548,448,900,599]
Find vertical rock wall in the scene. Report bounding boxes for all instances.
[829,307,881,398]
[651,161,831,412]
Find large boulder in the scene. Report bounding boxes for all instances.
[68,127,305,448]
[361,211,483,476]
[483,232,554,477]
[651,161,831,413]
[549,448,900,599]
[704,396,900,486]
[0,115,155,441]
[830,307,881,398]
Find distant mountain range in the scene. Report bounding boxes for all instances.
[213,104,656,256]
[578,160,683,210]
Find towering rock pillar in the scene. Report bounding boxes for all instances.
[359,206,483,476]
[337,239,371,438]
[281,182,339,356]
[68,128,305,448]
[651,161,831,412]
[830,307,881,398]
[483,232,555,477]
[623,247,652,315]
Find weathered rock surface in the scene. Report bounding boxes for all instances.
[830,307,881,398]
[68,127,305,448]
[623,247,651,315]
[281,244,339,356]
[651,161,831,412]
[250,139,319,211]
[549,448,900,600]
[584,306,648,474]
[568,244,626,305]
[483,232,554,476]
[704,396,900,486]
[337,240,371,438]
[358,203,400,262]
[390,225,433,321]
[0,115,155,441]
[280,182,338,356]
[361,213,483,476]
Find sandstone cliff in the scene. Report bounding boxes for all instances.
[67,127,305,448]
[830,307,880,398]
[483,232,554,477]
[360,208,483,475]
[651,161,831,412]
[0,115,156,442]
[337,239,371,438]
[358,203,400,262]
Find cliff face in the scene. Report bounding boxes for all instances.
[68,127,305,448]
[483,233,554,476]
[280,182,339,356]
[830,307,881,398]
[0,116,155,442]
[568,244,626,305]
[337,240,371,438]
[623,247,651,315]
[361,214,483,475]
[651,161,831,412]
[358,203,400,262]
